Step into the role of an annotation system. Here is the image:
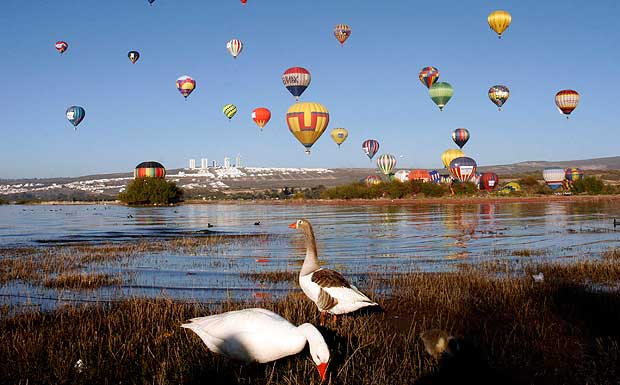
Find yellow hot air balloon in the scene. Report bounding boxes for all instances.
[286,102,329,154]
[487,10,512,39]
[441,149,465,169]
[330,128,348,147]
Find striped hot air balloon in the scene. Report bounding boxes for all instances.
[176,75,196,99]
[376,154,397,176]
[286,102,329,154]
[565,168,584,186]
[429,82,453,111]
[364,175,381,186]
[488,10,512,39]
[330,128,348,147]
[543,167,566,190]
[252,107,271,130]
[481,173,499,191]
[419,67,440,89]
[488,85,510,110]
[55,41,68,54]
[134,161,166,179]
[66,106,85,130]
[452,128,470,149]
[362,139,380,161]
[408,169,430,182]
[449,157,477,182]
[334,24,351,45]
[226,39,243,59]
[223,104,237,120]
[429,170,441,183]
[441,149,465,169]
[555,90,580,118]
[282,67,311,101]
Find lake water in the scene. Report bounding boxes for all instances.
[1,201,619,310]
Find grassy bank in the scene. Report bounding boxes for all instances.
[1,256,619,384]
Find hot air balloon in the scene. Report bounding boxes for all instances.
[429,82,453,111]
[330,128,348,147]
[449,157,477,182]
[364,175,381,186]
[66,106,85,130]
[252,107,271,130]
[441,149,465,169]
[241,0,247,4]
[334,24,351,46]
[565,168,584,185]
[282,67,311,101]
[376,154,397,176]
[134,161,166,178]
[555,90,580,118]
[223,104,237,121]
[452,128,470,149]
[488,85,509,110]
[176,75,196,99]
[408,169,430,182]
[440,174,453,184]
[419,67,439,89]
[226,39,243,59]
[362,139,380,161]
[286,102,329,154]
[543,167,566,190]
[147,0,155,4]
[55,41,68,54]
[481,173,499,191]
[488,10,512,39]
[128,51,140,64]
[429,170,441,183]
[499,182,521,194]
[394,170,409,183]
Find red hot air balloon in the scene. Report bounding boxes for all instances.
[252,108,271,130]
[408,169,430,182]
[55,41,68,54]
[481,173,499,191]
[241,0,247,4]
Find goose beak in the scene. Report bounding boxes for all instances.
[288,222,297,229]
[317,362,328,382]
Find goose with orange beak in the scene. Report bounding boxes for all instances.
[182,308,329,382]
[289,219,379,325]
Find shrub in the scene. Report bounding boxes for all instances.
[452,181,478,195]
[0,197,8,205]
[118,178,183,205]
[518,175,541,188]
[571,176,605,195]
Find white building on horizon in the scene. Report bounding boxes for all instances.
[223,157,231,169]
[200,158,208,169]
[189,159,196,169]
[235,154,242,168]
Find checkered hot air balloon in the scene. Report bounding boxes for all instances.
[282,67,311,101]
[488,85,510,110]
[333,24,351,45]
[555,90,580,118]
[286,102,329,154]
[362,139,380,161]
[223,104,237,120]
[55,41,68,54]
[543,167,566,190]
[449,157,477,182]
[376,154,397,176]
[176,75,196,99]
[419,67,440,89]
[451,128,470,149]
[226,39,243,59]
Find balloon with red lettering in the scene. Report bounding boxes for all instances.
[282,67,311,101]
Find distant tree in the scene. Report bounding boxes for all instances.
[118,178,183,205]
[571,176,605,195]
[0,197,8,205]
[518,175,541,188]
[452,181,478,195]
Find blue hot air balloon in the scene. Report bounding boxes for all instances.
[66,106,85,130]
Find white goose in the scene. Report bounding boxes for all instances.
[181,308,329,382]
[289,219,379,324]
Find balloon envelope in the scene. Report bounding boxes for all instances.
[488,10,512,38]
[452,128,470,148]
[429,170,441,183]
[362,139,380,160]
[55,41,68,54]
[330,128,348,147]
[376,154,397,175]
[223,104,237,120]
[66,106,85,129]
[252,107,271,130]
[282,67,311,100]
[419,66,439,88]
[543,167,566,190]
[488,85,509,110]
[441,149,465,169]
[226,39,243,59]
[555,90,579,117]
[334,24,351,45]
[128,51,140,64]
[176,76,196,98]
[565,168,584,184]
[285,102,329,153]
[429,82,453,111]
[481,173,499,191]
[449,157,477,182]
[408,169,430,182]
[394,170,409,183]
[499,182,521,194]
[364,175,381,186]
[135,161,166,178]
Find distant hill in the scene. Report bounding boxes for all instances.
[478,156,620,175]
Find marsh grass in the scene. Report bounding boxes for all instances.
[1,258,620,385]
[240,270,298,284]
[43,272,123,289]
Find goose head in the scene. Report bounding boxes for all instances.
[298,323,330,382]
[288,218,313,232]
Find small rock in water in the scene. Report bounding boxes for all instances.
[532,272,544,283]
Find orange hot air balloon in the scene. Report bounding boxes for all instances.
[286,102,329,154]
[334,24,351,45]
[555,90,580,118]
[252,108,271,130]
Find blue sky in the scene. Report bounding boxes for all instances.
[1,0,618,178]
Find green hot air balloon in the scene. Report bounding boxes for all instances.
[429,82,453,111]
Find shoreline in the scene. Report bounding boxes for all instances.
[4,194,620,206]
